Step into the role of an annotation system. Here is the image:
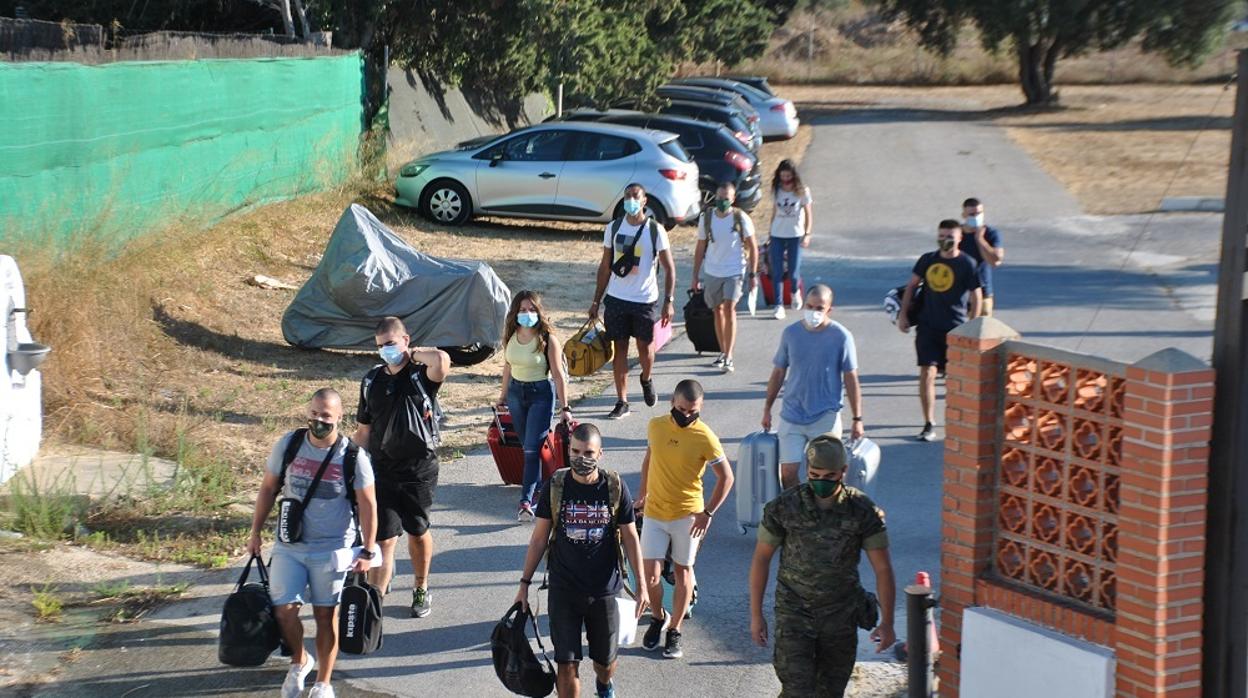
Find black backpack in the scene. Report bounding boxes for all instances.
[338,573,384,655]
[491,602,556,697]
[218,554,281,667]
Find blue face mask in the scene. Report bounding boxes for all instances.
[622,198,643,216]
[964,214,984,228]
[517,311,539,328]
[379,344,406,366]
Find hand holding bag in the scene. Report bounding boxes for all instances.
[218,554,281,666]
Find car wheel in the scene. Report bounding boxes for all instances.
[420,180,472,226]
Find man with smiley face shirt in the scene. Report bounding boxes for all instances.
[897,220,981,442]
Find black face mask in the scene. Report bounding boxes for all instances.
[670,408,699,428]
[308,419,335,440]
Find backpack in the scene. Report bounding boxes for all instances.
[701,208,747,246]
[338,573,384,655]
[218,554,281,667]
[360,364,443,460]
[278,428,360,506]
[491,602,556,697]
[546,468,632,596]
[608,216,661,278]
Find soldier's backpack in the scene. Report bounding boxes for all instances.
[563,318,613,377]
[701,208,748,246]
[218,554,281,666]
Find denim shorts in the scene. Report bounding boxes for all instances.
[269,544,349,607]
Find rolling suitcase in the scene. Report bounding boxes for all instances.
[652,316,673,353]
[539,420,577,478]
[683,289,720,355]
[488,407,526,485]
[845,436,881,499]
[735,430,781,534]
[759,272,804,308]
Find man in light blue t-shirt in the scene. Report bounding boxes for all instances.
[761,285,865,489]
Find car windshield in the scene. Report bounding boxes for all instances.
[658,137,691,163]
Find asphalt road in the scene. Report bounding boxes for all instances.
[29,99,1221,698]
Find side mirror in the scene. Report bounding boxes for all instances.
[489,151,504,168]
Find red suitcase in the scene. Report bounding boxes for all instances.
[488,407,526,485]
[760,272,804,308]
[540,420,578,475]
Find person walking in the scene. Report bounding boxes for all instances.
[635,379,734,659]
[749,434,896,698]
[766,159,813,320]
[353,316,450,617]
[498,290,573,523]
[897,220,982,442]
[589,183,677,420]
[246,388,378,698]
[958,197,1004,317]
[761,285,864,489]
[691,181,759,373]
[514,423,648,698]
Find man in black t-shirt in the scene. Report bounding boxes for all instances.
[897,220,982,442]
[353,316,450,619]
[515,423,648,698]
[958,197,1005,316]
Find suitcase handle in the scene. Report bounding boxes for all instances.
[491,405,508,436]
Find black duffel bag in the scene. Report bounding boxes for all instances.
[491,602,556,697]
[218,554,281,667]
[338,573,384,655]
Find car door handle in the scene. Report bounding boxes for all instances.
[538,172,557,179]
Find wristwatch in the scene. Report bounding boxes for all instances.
[664,295,674,303]
[852,416,863,422]
[358,549,375,560]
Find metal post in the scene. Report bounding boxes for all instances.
[556,82,563,119]
[1204,49,1248,698]
[906,574,936,698]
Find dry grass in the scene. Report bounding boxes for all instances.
[777,83,1233,215]
[17,127,810,560]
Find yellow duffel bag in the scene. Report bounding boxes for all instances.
[564,318,613,376]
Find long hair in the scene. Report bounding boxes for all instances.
[503,290,555,356]
[771,159,804,194]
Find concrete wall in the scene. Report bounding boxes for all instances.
[961,607,1115,698]
[386,67,551,168]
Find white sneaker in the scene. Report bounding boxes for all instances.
[772,305,786,320]
[308,683,335,698]
[722,358,735,373]
[711,354,725,367]
[281,655,315,698]
[791,293,802,310]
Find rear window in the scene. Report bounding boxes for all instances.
[658,137,691,163]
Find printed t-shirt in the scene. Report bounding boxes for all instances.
[603,219,671,304]
[265,432,375,551]
[912,252,981,333]
[536,472,635,599]
[770,186,812,239]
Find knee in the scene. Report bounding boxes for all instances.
[274,603,300,622]
[557,662,579,680]
[673,564,693,582]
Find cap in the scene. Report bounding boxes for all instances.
[805,433,847,472]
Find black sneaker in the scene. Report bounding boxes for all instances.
[642,611,668,651]
[916,424,936,442]
[663,628,683,658]
[607,401,631,420]
[641,378,656,407]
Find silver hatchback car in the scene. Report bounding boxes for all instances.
[394,122,702,228]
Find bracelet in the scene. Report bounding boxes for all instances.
[704,510,714,518]
[561,406,572,412]
[520,578,532,585]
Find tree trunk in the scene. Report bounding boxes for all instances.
[292,0,311,40]
[278,0,295,37]
[1016,38,1058,105]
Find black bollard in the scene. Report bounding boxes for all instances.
[906,576,937,698]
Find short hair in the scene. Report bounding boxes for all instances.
[571,422,602,445]
[673,379,704,402]
[808,283,833,305]
[624,182,646,196]
[310,387,342,405]
[938,219,963,231]
[375,316,406,335]
[716,180,736,192]
[962,197,981,208]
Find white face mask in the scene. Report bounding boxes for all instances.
[965,213,984,228]
[803,309,825,327]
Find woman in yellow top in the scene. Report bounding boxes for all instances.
[497,290,572,522]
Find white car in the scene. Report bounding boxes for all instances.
[667,77,799,140]
[394,122,701,228]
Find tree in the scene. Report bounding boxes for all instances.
[871,0,1237,105]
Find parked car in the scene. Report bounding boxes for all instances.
[556,110,761,213]
[394,122,701,228]
[724,75,776,97]
[652,85,763,145]
[659,99,761,153]
[667,77,798,140]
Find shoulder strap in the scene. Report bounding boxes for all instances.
[649,219,660,267]
[410,366,442,446]
[275,429,308,502]
[702,210,714,244]
[611,216,623,237]
[544,469,570,568]
[343,442,362,545]
[298,435,342,506]
[603,469,633,598]
[733,209,746,241]
[606,470,622,521]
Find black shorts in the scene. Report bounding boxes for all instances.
[603,295,656,343]
[915,328,949,369]
[374,458,439,540]
[547,587,619,666]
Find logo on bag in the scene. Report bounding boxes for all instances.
[345,604,357,638]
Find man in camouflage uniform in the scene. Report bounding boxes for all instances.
[748,434,896,697]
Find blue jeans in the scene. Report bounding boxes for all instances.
[506,378,554,506]
[769,236,803,306]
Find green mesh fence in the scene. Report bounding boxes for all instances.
[0,54,364,248]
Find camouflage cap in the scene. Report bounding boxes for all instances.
[805,433,847,472]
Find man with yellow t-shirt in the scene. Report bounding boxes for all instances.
[636,379,735,660]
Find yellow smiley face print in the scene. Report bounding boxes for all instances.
[925,262,955,292]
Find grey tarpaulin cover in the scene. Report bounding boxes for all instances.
[282,204,511,357]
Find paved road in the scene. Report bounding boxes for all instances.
[29,99,1221,698]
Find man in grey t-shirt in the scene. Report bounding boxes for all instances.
[761,285,865,489]
[247,388,378,698]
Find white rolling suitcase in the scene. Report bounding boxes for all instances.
[845,436,880,499]
[736,430,781,534]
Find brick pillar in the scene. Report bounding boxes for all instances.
[938,317,1019,697]
[1116,349,1214,698]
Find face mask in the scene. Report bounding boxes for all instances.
[803,309,825,327]
[517,311,539,328]
[379,344,406,366]
[622,198,643,216]
[308,419,335,440]
[809,477,840,498]
[938,238,956,252]
[670,408,699,428]
[965,214,984,228]
[570,454,599,477]
[715,198,732,212]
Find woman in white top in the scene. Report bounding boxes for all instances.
[767,159,814,320]
[496,290,571,522]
